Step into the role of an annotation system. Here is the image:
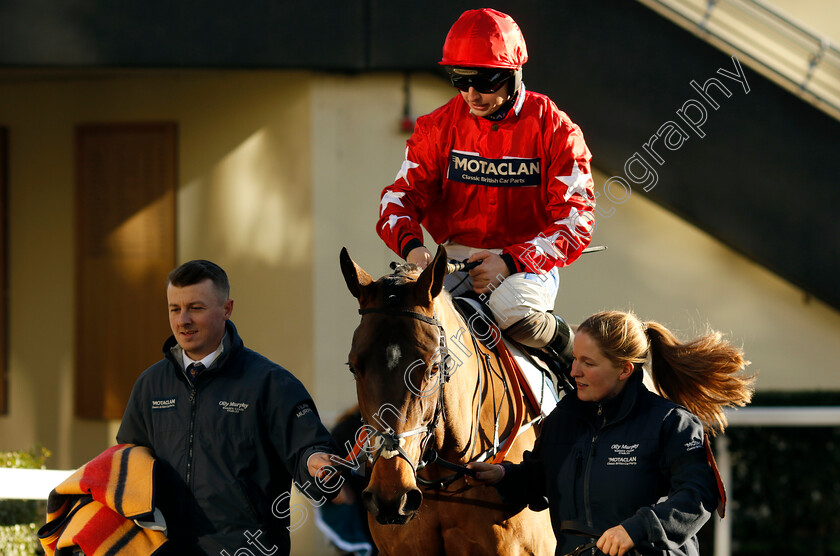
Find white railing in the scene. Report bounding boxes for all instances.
[0,468,74,500]
[637,0,840,119]
[714,406,840,556]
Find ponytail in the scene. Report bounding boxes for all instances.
[644,321,755,435]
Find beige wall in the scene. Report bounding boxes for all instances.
[768,0,840,43]
[0,68,838,554]
[310,72,456,425]
[175,71,315,387]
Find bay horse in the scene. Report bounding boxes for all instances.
[339,245,555,555]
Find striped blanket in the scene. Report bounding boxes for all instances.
[37,443,168,556]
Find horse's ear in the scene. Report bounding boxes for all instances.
[416,244,447,304]
[340,247,374,300]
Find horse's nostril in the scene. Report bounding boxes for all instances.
[402,488,423,514]
[361,490,378,516]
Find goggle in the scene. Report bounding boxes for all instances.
[446,67,514,94]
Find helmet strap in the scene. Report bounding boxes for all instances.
[511,69,523,99]
[484,90,517,121]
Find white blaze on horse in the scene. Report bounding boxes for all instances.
[340,245,555,556]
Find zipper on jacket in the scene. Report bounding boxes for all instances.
[186,384,198,488]
[583,433,598,527]
[582,404,606,529]
[573,451,583,510]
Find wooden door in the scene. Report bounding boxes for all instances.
[75,123,177,419]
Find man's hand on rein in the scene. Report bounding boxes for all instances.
[467,251,511,294]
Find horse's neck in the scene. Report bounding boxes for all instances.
[434,296,507,460]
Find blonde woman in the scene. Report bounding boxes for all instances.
[468,310,756,556]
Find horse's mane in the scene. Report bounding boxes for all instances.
[381,261,454,308]
[389,261,421,277]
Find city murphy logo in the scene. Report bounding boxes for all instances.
[219,400,250,414]
[448,151,541,187]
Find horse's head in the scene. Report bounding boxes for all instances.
[340,245,449,524]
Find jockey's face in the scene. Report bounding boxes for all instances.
[570,332,633,403]
[459,82,510,118]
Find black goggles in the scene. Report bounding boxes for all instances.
[446,67,514,94]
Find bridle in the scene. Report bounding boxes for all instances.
[356,303,485,488]
[356,306,452,469]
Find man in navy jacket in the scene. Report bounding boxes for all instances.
[118,260,342,555]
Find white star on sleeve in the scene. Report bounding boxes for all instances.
[555,162,592,202]
[380,190,406,216]
[395,147,420,186]
[525,232,563,259]
[555,207,593,233]
[382,214,411,231]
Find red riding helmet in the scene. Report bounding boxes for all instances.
[439,8,528,69]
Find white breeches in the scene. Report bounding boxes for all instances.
[442,243,560,330]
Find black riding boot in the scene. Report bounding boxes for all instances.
[537,314,576,394]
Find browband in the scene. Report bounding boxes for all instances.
[358,307,440,327]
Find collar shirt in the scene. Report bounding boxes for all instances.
[180,333,226,372]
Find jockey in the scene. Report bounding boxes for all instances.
[376,8,596,386]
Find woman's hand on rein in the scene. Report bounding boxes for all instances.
[596,525,635,556]
[465,462,505,485]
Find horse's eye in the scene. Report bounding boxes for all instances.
[429,363,440,375]
[346,362,357,375]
